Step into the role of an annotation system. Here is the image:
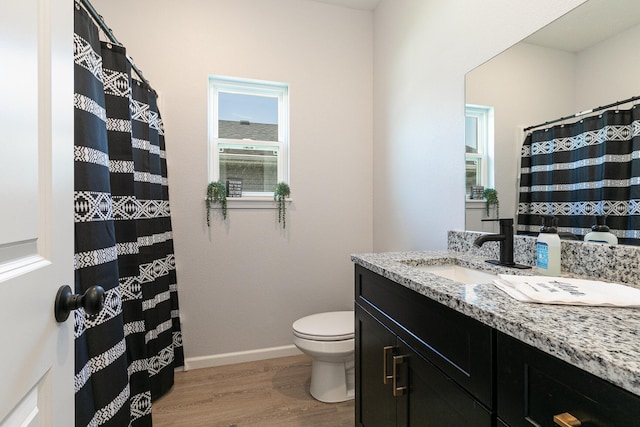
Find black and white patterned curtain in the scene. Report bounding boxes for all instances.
[518,106,640,245]
[74,4,183,426]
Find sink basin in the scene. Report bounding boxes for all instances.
[415,264,498,285]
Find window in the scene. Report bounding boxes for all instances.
[465,104,494,197]
[209,76,289,197]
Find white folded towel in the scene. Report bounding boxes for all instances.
[493,275,640,307]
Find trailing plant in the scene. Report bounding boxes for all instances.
[274,182,291,229]
[483,188,499,218]
[206,181,227,226]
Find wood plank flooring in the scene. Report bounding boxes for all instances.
[152,354,355,427]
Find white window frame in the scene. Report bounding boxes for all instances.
[465,104,494,197]
[208,75,289,198]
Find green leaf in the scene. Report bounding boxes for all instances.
[206,181,227,225]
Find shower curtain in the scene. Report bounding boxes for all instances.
[518,106,640,245]
[74,5,183,426]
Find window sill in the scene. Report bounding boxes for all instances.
[466,199,488,209]
[207,197,292,209]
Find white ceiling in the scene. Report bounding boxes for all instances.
[308,0,381,11]
[524,0,640,52]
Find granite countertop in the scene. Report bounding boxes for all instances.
[352,250,640,396]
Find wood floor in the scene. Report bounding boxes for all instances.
[152,354,355,427]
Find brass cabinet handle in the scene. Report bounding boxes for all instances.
[553,413,582,427]
[392,355,407,397]
[383,346,394,384]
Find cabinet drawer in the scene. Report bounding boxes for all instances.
[355,265,493,408]
[497,332,640,427]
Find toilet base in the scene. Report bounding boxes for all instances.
[309,358,355,403]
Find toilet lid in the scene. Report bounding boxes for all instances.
[292,311,354,341]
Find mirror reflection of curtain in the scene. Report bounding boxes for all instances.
[517,107,640,245]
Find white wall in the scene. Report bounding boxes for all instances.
[575,23,640,110]
[91,0,373,365]
[465,21,640,229]
[372,0,586,252]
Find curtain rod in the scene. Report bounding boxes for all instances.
[524,94,640,132]
[79,0,152,89]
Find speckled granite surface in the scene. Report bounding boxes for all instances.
[352,235,640,396]
[449,229,640,284]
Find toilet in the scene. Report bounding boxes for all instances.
[292,311,355,403]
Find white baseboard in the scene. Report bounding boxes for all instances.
[183,344,303,371]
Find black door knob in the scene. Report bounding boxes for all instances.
[54,285,105,323]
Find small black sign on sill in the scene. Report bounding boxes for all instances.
[226,179,243,197]
[470,185,484,200]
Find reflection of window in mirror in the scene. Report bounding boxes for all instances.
[465,104,494,197]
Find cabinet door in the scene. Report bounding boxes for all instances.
[356,305,397,427]
[497,332,640,427]
[396,338,493,427]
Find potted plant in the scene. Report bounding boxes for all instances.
[206,181,227,226]
[274,182,291,229]
[483,188,499,218]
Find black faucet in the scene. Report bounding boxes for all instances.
[473,218,531,269]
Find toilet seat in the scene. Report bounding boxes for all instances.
[292,311,354,341]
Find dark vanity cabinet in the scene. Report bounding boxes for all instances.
[497,332,640,427]
[354,264,640,427]
[355,265,494,426]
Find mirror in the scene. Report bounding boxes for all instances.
[465,0,640,242]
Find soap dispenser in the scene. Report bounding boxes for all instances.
[536,215,561,276]
[584,215,618,245]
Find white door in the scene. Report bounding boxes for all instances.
[0,0,74,425]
